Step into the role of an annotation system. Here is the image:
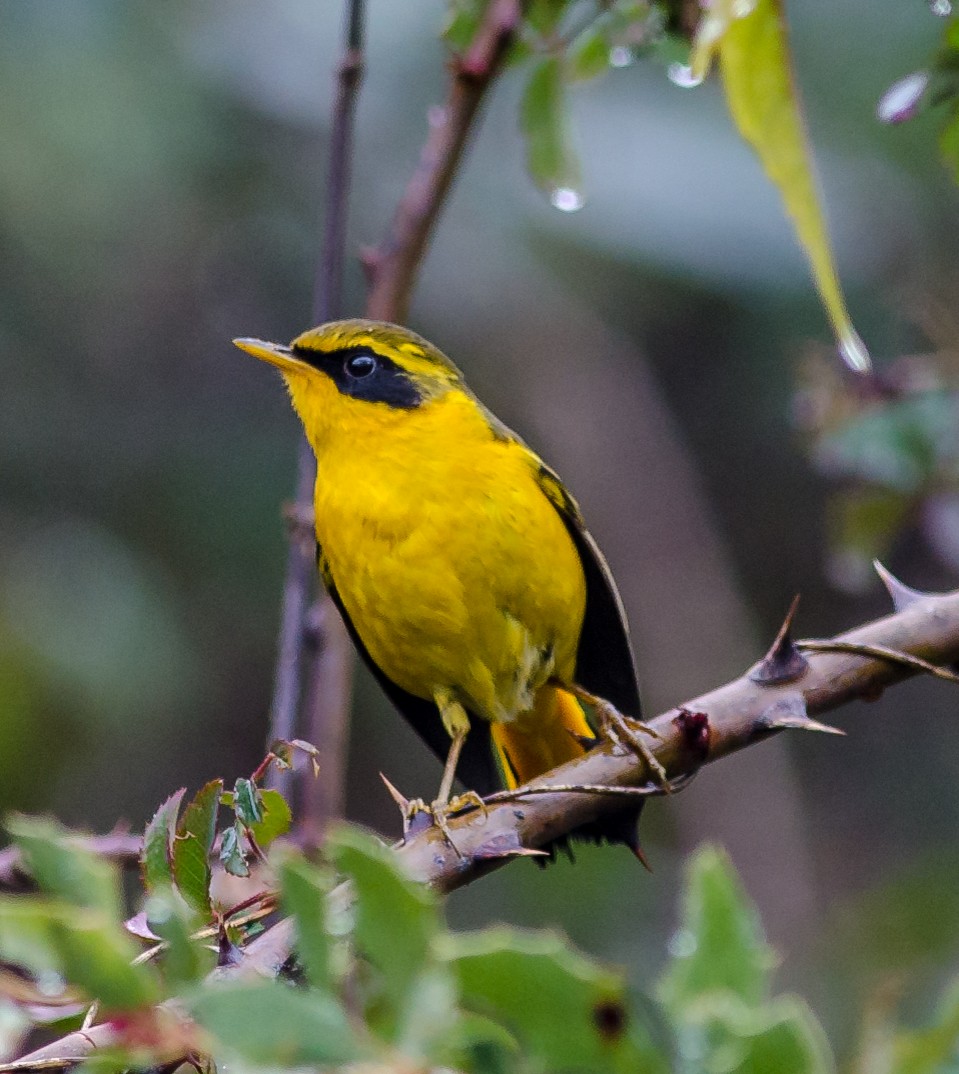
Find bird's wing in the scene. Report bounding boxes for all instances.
[533,462,643,720]
[316,544,503,796]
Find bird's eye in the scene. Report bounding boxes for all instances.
[345,352,377,378]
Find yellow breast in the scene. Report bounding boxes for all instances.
[311,389,587,724]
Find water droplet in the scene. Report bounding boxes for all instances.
[838,329,871,374]
[931,0,952,15]
[667,63,703,89]
[877,71,930,124]
[550,187,584,212]
[608,45,633,68]
[732,0,757,16]
[37,970,66,998]
[667,928,697,958]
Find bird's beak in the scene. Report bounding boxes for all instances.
[233,337,307,375]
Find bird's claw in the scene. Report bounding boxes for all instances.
[400,792,487,857]
[596,702,669,788]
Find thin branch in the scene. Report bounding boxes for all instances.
[266,0,365,813]
[16,584,959,1070]
[0,831,141,893]
[363,0,524,322]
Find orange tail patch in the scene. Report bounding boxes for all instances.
[490,684,593,789]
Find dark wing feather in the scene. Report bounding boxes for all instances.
[534,464,642,719]
[317,544,502,797]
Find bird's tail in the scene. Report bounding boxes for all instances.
[489,683,591,789]
[488,683,646,861]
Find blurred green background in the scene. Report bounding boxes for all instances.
[1,0,957,1060]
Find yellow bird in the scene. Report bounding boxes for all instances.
[235,320,662,854]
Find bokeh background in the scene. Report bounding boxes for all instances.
[1,0,957,1059]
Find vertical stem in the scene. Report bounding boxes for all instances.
[266,0,365,820]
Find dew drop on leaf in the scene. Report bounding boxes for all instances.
[667,928,698,958]
[667,63,703,88]
[877,71,930,124]
[550,187,584,212]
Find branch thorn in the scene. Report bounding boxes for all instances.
[873,560,931,612]
[749,594,809,685]
[758,695,845,736]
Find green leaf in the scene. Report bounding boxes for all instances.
[691,0,869,371]
[442,0,490,51]
[520,57,583,210]
[568,30,611,82]
[0,898,71,980]
[172,779,221,918]
[6,815,121,921]
[526,0,568,37]
[144,887,213,988]
[187,982,363,1066]
[659,845,773,1012]
[328,825,438,1019]
[396,964,461,1064]
[232,778,262,827]
[448,927,640,1072]
[49,912,161,1011]
[0,899,159,1011]
[940,109,959,185]
[140,788,185,895]
[888,976,959,1074]
[277,853,334,992]
[736,997,834,1073]
[816,392,957,493]
[248,788,292,849]
[219,824,249,878]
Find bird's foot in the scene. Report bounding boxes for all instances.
[382,774,487,857]
[405,792,487,857]
[594,700,669,788]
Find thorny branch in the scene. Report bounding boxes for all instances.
[13,575,959,1070]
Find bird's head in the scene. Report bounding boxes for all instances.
[234,319,466,449]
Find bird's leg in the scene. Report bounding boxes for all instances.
[565,682,669,788]
[403,690,485,854]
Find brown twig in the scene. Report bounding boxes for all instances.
[266,0,365,812]
[363,0,524,322]
[0,831,141,893]
[15,581,959,1070]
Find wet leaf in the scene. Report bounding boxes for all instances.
[187,982,363,1066]
[172,780,221,918]
[248,789,292,849]
[7,816,121,921]
[691,0,868,371]
[520,57,583,209]
[659,845,773,1012]
[140,789,185,895]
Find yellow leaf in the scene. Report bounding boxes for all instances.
[692,0,870,372]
